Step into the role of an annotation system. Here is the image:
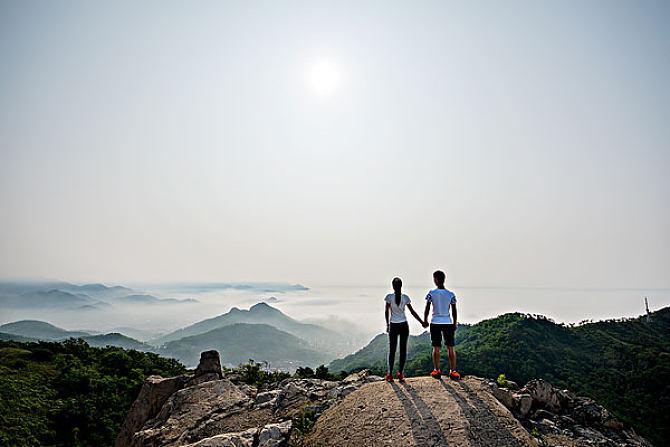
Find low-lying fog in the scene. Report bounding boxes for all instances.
[2,281,668,345]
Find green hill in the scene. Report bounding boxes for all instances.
[0,332,36,342]
[0,339,185,447]
[161,323,330,370]
[329,308,670,446]
[82,333,153,351]
[0,320,90,340]
[0,321,153,352]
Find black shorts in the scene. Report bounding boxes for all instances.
[430,323,456,347]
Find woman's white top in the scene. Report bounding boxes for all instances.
[385,293,411,323]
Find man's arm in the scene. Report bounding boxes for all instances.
[424,301,431,325]
[451,302,458,328]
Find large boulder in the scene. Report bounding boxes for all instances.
[257,421,292,447]
[192,350,224,383]
[131,378,251,446]
[115,375,190,447]
[487,381,516,410]
[518,379,567,413]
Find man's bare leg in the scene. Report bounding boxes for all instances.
[447,346,457,371]
[432,346,441,370]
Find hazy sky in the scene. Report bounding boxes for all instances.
[1,0,669,289]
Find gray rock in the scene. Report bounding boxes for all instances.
[131,378,250,446]
[514,393,533,417]
[181,428,257,447]
[257,420,292,447]
[532,409,556,420]
[519,379,565,412]
[255,390,281,409]
[189,372,224,387]
[342,369,370,383]
[490,383,516,410]
[115,374,190,447]
[194,350,224,380]
[505,380,519,390]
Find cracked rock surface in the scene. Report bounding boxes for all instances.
[305,376,536,447]
[115,352,381,447]
[116,351,652,447]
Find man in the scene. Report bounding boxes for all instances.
[423,270,460,380]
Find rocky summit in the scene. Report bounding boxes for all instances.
[116,350,653,447]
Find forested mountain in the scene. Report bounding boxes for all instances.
[330,307,670,446]
[0,320,90,340]
[156,303,347,354]
[0,321,153,352]
[0,339,185,447]
[161,322,330,369]
[82,333,154,351]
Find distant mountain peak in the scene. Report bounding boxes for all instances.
[249,302,280,314]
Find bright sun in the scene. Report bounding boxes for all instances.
[307,59,342,97]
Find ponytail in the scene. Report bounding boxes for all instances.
[392,277,402,306]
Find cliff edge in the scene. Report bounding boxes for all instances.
[116,351,652,447]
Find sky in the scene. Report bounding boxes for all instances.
[1,0,669,294]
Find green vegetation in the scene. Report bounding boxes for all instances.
[496,373,517,390]
[293,365,346,381]
[225,361,345,388]
[227,359,291,387]
[0,338,185,447]
[330,307,670,446]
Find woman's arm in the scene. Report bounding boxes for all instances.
[406,303,423,325]
[385,302,391,332]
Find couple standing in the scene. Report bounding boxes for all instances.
[384,270,459,382]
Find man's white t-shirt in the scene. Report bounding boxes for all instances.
[385,293,411,323]
[426,288,457,324]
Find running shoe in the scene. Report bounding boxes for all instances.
[449,370,461,381]
[430,369,442,379]
[396,371,405,383]
[385,373,394,383]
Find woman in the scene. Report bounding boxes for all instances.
[385,277,424,382]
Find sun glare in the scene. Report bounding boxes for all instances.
[307,59,342,98]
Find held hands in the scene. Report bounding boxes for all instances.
[386,323,390,333]
[421,320,429,328]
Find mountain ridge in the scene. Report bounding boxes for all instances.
[160,322,330,369]
[156,303,345,353]
[0,320,153,351]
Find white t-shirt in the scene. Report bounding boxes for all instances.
[385,293,411,323]
[426,288,457,324]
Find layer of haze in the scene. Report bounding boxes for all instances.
[1,1,669,310]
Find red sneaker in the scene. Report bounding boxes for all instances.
[396,371,405,383]
[430,369,442,379]
[385,373,394,383]
[449,370,461,381]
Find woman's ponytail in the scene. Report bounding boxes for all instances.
[392,277,402,306]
